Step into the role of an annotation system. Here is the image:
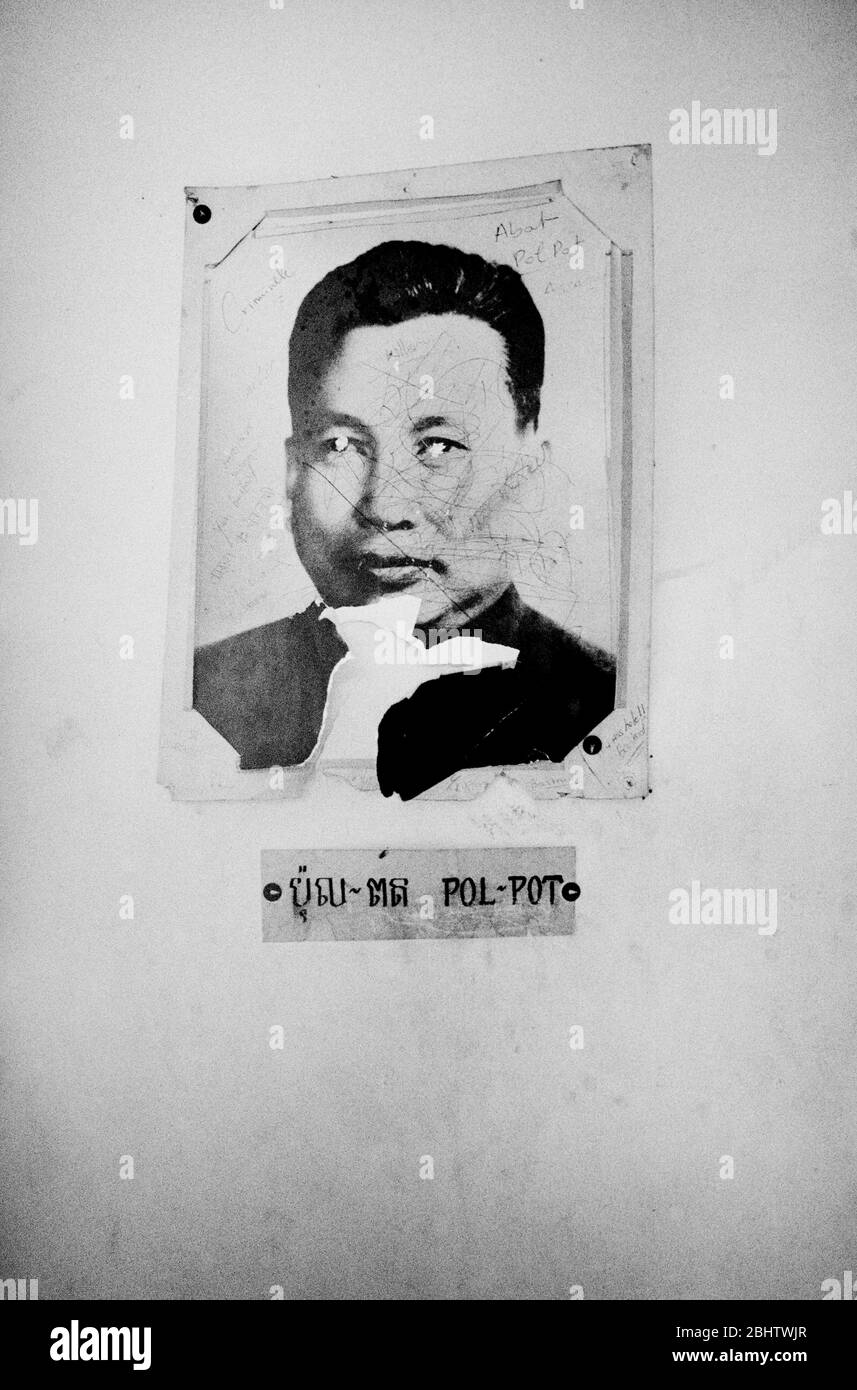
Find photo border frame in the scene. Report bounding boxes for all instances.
[158,144,654,802]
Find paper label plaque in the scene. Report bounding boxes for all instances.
[261,847,579,941]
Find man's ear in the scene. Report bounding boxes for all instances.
[285,436,299,503]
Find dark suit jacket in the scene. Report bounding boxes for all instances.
[193,586,615,799]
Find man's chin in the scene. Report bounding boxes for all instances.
[314,561,434,609]
[414,586,506,629]
[314,569,506,623]
[342,570,440,608]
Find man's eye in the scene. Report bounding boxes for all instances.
[417,436,466,461]
[322,434,365,457]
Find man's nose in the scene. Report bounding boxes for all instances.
[359,448,420,531]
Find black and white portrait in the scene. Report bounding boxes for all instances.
[160,150,653,801]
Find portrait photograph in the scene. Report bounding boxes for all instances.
[159,146,653,801]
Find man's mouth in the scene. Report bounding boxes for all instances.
[355,553,444,591]
[358,553,442,574]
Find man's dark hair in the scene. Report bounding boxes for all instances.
[287,239,545,434]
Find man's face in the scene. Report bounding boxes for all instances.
[286,313,541,625]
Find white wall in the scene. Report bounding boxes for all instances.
[1,0,855,1298]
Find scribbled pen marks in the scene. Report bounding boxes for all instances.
[329,328,577,626]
